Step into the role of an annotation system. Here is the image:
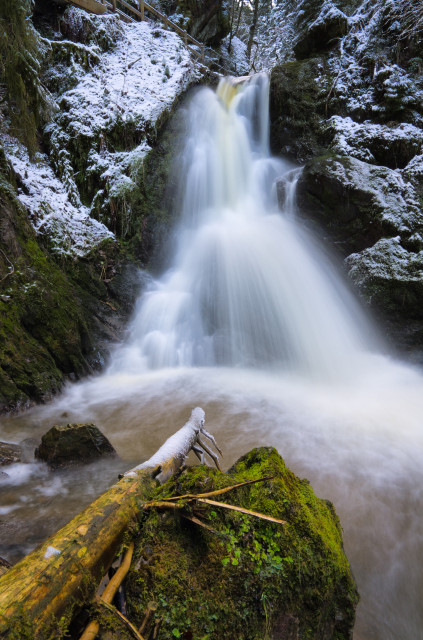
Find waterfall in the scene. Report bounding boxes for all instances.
[110,74,375,379]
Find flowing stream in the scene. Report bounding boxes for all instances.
[2,75,423,640]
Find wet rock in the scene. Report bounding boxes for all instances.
[0,442,23,466]
[35,423,116,469]
[346,237,423,320]
[125,447,359,640]
[296,154,422,255]
[269,58,330,161]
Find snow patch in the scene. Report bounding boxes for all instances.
[328,116,423,165]
[4,139,114,257]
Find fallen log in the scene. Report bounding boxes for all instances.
[0,407,220,639]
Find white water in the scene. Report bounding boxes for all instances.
[111,74,375,379]
[2,75,423,640]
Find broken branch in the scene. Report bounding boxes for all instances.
[97,599,145,640]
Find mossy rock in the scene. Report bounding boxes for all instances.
[35,422,116,469]
[269,59,333,161]
[125,447,358,640]
[0,147,138,411]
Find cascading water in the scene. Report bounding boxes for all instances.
[111,74,374,379]
[2,74,423,640]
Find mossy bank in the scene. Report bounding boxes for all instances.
[0,147,141,412]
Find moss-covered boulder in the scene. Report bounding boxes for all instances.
[124,447,358,640]
[35,423,116,468]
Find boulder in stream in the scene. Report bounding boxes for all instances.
[35,423,116,469]
[0,442,23,466]
[121,447,358,639]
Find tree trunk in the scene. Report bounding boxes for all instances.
[246,0,259,60]
[0,469,155,638]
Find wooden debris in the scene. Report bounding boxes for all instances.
[80,542,135,640]
[139,601,158,636]
[0,407,221,638]
[97,599,145,640]
[163,475,274,501]
[0,470,155,638]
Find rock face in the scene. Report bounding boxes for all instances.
[124,448,358,640]
[35,423,116,468]
[159,0,229,46]
[296,155,422,255]
[0,3,209,412]
[293,0,351,60]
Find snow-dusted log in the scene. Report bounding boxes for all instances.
[125,407,222,483]
[0,407,220,639]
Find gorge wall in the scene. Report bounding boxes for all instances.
[268,0,423,359]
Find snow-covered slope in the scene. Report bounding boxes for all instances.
[5,9,205,256]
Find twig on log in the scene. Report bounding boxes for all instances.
[149,616,162,640]
[195,498,287,525]
[97,599,145,640]
[163,476,274,501]
[80,542,135,640]
[140,476,286,527]
[139,601,158,636]
[181,514,223,536]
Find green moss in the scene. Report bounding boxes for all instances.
[0,146,121,410]
[0,0,48,156]
[125,448,358,640]
[269,58,334,161]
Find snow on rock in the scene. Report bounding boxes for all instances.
[346,237,423,288]
[327,116,423,168]
[6,11,205,256]
[403,154,423,186]
[220,36,249,75]
[4,138,114,257]
[47,16,204,227]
